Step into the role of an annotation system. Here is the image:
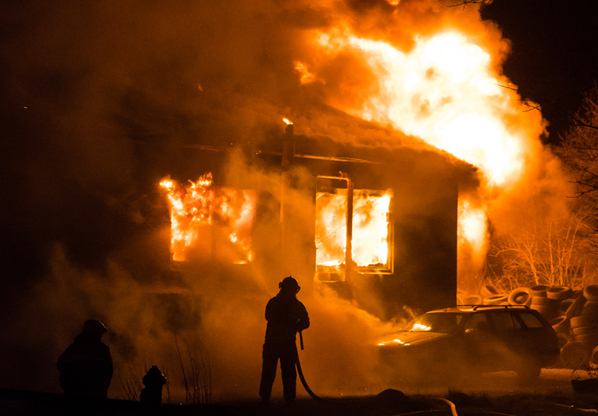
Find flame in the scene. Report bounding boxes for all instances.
[315,189,392,270]
[282,117,293,125]
[412,323,431,331]
[317,30,526,188]
[293,60,318,85]
[458,200,488,260]
[159,174,255,263]
[378,338,405,346]
[309,27,545,276]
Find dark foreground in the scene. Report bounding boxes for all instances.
[3,389,598,416]
[4,371,598,416]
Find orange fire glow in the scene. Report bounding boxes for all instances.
[458,200,488,260]
[309,27,544,273]
[159,174,255,263]
[316,189,392,271]
[317,30,526,188]
[293,61,318,85]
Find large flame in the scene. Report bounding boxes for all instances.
[160,174,255,263]
[316,189,392,270]
[303,27,544,276]
[315,29,527,187]
[160,26,543,281]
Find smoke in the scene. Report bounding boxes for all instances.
[0,138,409,401]
[0,0,579,401]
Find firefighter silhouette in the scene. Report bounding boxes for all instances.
[259,276,310,405]
[57,319,113,399]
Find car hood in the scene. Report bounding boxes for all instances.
[376,331,453,347]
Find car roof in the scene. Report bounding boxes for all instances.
[426,305,533,314]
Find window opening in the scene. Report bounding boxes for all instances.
[160,174,256,264]
[315,175,393,281]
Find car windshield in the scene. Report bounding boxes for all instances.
[408,312,465,334]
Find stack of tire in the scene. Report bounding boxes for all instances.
[527,286,575,356]
[566,286,598,370]
[529,285,571,323]
[522,284,598,371]
[459,284,527,306]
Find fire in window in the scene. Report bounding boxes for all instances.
[160,173,256,264]
[315,176,393,280]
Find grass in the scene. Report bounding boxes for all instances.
[115,337,212,405]
[174,337,212,405]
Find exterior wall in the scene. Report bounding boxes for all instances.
[279,146,461,319]
[157,141,470,322]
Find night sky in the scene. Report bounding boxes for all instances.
[481,0,598,144]
[0,0,597,394]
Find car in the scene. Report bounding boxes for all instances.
[375,305,560,382]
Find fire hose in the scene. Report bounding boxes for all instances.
[295,331,324,401]
[295,332,459,416]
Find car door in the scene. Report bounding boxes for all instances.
[513,310,559,363]
[486,310,522,370]
[461,312,497,369]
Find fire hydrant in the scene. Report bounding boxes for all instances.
[140,366,167,408]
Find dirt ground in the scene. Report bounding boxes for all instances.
[3,369,598,415]
[229,369,598,416]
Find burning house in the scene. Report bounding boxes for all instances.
[143,25,549,328]
[1,0,567,401]
[155,106,479,320]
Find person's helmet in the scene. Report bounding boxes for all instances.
[83,319,108,335]
[279,276,300,293]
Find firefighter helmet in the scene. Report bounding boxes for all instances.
[83,319,108,335]
[279,276,300,293]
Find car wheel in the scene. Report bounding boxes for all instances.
[516,362,541,382]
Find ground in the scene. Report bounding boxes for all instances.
[3,370,598,415]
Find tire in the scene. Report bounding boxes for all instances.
[531,297,560,308]
[572,326,598,337]
[530,285,550,298]
[508,287,531,306]
[550,316,568,326]
[547,286,573,301]
[575,333,598,345]
[559,299,574,315]
[581,302,598,316]
[589,346,598,370]
[532,306,559,322]
[584,285,598,302]
[566,295,587,319]
[483,295,508,305]
[465,295,483,305]
[551,315,570,334]
[571,315,598,328]
[480,284,499,298]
